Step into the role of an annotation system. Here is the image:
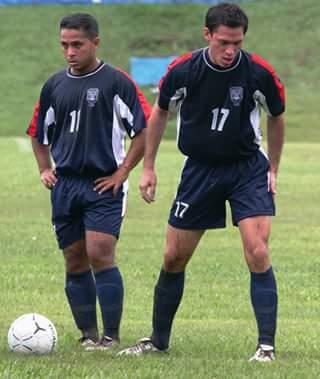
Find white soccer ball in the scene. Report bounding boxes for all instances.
[8,313,58,355]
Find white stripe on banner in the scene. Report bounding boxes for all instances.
[15,137,32,153]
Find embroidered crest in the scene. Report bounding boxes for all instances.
[86,88,99,107]
[229,86,243,106]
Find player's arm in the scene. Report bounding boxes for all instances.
[31,137,57,189]
[139,103,169,203]
[94,70,151,195]
[94,129,146,195]
[267,112,285,195]
[27,100,57,190]
[140,55,189,203]
[251,55,286,196]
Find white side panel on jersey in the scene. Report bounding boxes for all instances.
[249,100,262,146]
[43,106,55,145]
[121,180,129,217]
[253,89,272,116]
[169,87,187,146]
[114,94,135,137]
[112,97,127,167]
[168,87,187,112]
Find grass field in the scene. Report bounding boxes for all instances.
[0,137,319,378]
[0,0,320,141]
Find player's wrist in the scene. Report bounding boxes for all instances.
[39,166,52,173]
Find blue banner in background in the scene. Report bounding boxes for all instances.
[130,56,176,86]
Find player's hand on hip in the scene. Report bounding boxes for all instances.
[40,168,57,190]
[94,167,129,196]
[139,168,157,203]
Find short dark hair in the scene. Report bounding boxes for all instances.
[205,3,248,34]
[60,13,99,39]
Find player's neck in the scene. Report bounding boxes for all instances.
[70,58,101,76]
[207,48,238,69]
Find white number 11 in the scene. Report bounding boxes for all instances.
[69,110,81,133]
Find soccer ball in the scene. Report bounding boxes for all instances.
[8,313,58,355]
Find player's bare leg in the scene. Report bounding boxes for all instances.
[63,240,99,347]
[86,231,123,350]
[118,226,204,356]
[239,216,277,362]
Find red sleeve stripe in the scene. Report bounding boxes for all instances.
[251,53,285,104]
[26,100,40,137]
[116,67,151,121]
[159,52,193,89]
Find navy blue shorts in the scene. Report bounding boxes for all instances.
[51,176,127,249]
[168,150,275,230]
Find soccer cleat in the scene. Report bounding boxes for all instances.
[249,344,275,362]
[117,337,165,356]
[79,336,99,350]
[85,335,120,351]
[97,335,120,350]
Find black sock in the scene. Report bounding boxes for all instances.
[65,270,98,340]
[151,268,185,350]
[250,267,278,347]
[94,267,123,340]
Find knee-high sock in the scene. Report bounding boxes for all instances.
[151,268,185,350]
[65,270,98,339]
[250,267,278,347]
[94,267,123,340]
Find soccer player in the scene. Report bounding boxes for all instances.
[27,13,150,350]
[118,3,285,361]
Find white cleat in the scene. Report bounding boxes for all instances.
[85,335,119,351]
[79,337,99,351]
[249,344,275,362]
[117,337,165,356]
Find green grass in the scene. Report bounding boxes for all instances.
[0,137,319,378]
[0,0,320,141]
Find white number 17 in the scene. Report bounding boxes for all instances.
[211,107,230,132]
[174,201,189,219]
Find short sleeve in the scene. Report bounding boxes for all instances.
[114,68,151,139]
[251,53,285,117]
[158,53,192,111]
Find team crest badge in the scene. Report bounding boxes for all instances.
[86,88,99,107]
[229,86,243,106]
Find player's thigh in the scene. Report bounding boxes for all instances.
[85,230,117,269]
[169,158,226,230]
[84,187,124,269]
[51,177,84,250]
[84,186,125,240]
[238,215,271,251]
[166,225,204,256]
[229,150,275,226]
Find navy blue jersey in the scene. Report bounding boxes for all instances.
[27,62,150,177]
[158,48,285,164]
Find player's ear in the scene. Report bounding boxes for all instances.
[203,27,212,42]
[93,36,100,48]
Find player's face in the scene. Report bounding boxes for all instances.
[204,25,244,68]
[60,28,100,75]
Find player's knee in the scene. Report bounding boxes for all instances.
[88,243,115,270]
[246,242,270,271]
[63,241,89,273]
[163,250,188,272]
[64,253,89,273]
[90,254,115,271]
